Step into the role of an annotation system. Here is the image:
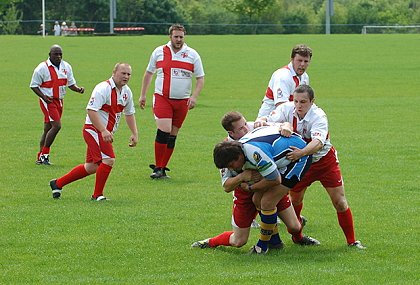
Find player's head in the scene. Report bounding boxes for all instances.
[213,141,244,170]
[293,85,315,117]
[169,24,185,52]
[221,111,249,140]
[49,44,63,67]
[291,44,312,76]
[291,44,312,59]
[112,63,132,88]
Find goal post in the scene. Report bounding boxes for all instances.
[362,25,420,34]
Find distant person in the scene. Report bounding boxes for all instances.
[50,63,138,201]
[61,21,68,36]
[69,21,78,36]
[256,44,312,120]
[262,84,366,249]
[29,44,85,165]
[139,23,205,179]
[53,21,61,36]
[37,24,47,36]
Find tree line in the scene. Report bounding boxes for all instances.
[1,0,419,35]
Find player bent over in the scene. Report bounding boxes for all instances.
[192,112,317,253]
[49,63,138,201]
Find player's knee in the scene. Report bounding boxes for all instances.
[230,236,247,247]
[102,158,115,167]
[334,198,348,212]
[85,163,98,174]
[156,129,170,144]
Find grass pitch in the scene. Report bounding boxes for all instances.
[0,34,419,284]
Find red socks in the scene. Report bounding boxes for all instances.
[154,141,166,168]
[41,146,50,155]
[93,163,112,198]
[56,164,89,188]
[337,208,356,244]
[160,147,174,168]
[293,203,304,222]
[209,231,233,247]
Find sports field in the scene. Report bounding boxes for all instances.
[0,34,419,284]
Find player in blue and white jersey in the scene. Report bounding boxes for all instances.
[213,126,317,254]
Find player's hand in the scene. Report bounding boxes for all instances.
[42,94,52,103]
[254,119,268,128]
[128,134,138,147]
[139,95,146,109]
[78,87,85,94]
[287,146,304,162]
[101,130,113,143]
[187,97,197,109]
[239,182,252,192]
[279,123,292,137]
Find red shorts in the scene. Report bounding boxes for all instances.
[39,98,63,123]
[291,147,343,193]
[232,187,291,228]
[83,125,115,164]
[152,93,189,129]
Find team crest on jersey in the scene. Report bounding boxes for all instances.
[63,69,67,75]
[181,52,188,58]
[123,93,128,101]
[88,96,95,105]
[253,151,262,163]
[276,88,283,99]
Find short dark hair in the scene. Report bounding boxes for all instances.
[294,85,315,101]
[169,24,186,35]
[213,141,243,169]
[291,44,312,59]
[221,111,244,132]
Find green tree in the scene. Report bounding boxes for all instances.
[225,0,275,33]
[1,2,22,34]
[117,0,184,34]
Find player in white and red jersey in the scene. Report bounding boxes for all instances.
[49,63,138,201]
[30,44,85,165]
[264,85,366,249]
[256,44,311,120]
[139,24,205,179]
[192,112,319,253]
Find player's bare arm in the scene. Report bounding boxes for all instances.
[139,71,153,109]
[125,114,138,147]
[287,138,323,162]
[31,86,52,103]
[68,84,85,94]
[241,175,281,193]
[188,76,204,110]
[222,169,259,193]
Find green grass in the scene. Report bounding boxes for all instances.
[0,34,419,284]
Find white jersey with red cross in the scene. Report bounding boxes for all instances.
[30,59,76,100]
[257,62,309,118]
[266,101,331,162]
[85,78,135,134]
[146,42,205,99]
